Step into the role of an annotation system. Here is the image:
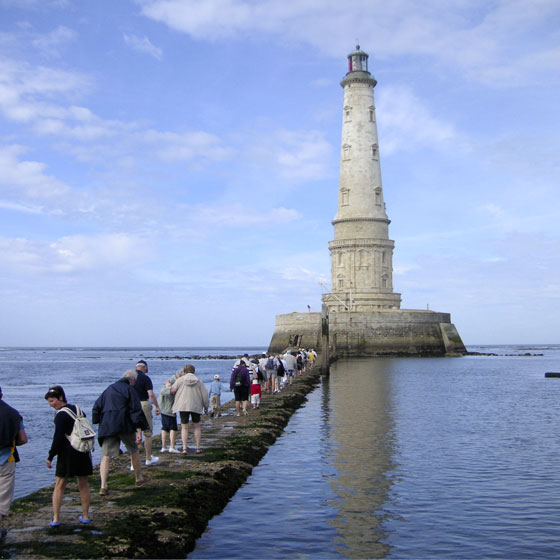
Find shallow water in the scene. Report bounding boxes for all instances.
[0,347,261,498]
[191,345,560,559]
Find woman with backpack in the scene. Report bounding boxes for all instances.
[229,360,251,416]
[44,385,92,527]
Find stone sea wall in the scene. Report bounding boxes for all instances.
[268,310,466,356]
[2,366,323,559]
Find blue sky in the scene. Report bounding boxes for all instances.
[0,0,559,347]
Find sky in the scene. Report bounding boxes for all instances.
[0,0,559,347]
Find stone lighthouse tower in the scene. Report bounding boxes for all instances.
[268,46,466,356]
[323,45,401,313]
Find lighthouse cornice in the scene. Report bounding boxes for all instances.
[340,71,377,88]
[332,217,390,226]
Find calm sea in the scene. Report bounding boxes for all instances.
[0,346,265,499]
[190,344,560,559]
[3,345,560,558]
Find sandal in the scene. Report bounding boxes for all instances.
[49,521,60,528]
[79,515,92,524]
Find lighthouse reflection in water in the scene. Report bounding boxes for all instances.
[191,357,396,559]
[192,347,560,559]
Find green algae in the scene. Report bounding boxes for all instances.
[2,365,323,559]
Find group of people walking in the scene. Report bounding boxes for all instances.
[0,349,316,535]
[229,349,317,415]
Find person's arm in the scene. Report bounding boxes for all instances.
[46,411,70,467]
[148,389,160,415]
[16,420,27,445]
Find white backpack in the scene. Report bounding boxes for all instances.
[58,405,95,453]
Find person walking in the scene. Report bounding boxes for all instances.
[133,360,160,466]
[171,365,209,454]
[159,370,182,453]
[44,385,92,527]
[92,370,150,495]
[230,360,251,416]
[0,386,28,542]
[208,375,223,417]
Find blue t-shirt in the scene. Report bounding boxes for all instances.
[209,381,222,397]
[0,419,24,466]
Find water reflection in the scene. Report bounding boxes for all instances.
[327,358,396,558]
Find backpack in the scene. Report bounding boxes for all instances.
[265,357,274,370]
[234,367,244,387]
[58,405,95,453]
[277,361,285,377]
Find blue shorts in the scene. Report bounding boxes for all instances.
[161,413,178,432]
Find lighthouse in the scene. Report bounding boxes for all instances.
[268,46,466,357]
[323,45,401,313]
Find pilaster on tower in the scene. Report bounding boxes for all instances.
[322,45,402,313]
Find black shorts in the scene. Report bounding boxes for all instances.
[55,444,93,478]
[233,386,249,402]
[179,411,201,424]
[161,413,178,432]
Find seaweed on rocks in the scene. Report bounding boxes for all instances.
[2,365,323,559]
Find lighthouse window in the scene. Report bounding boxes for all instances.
[341,188,349,206]
[369,106,375,121]
[344,106,352,122]
[374,188,381,205]
[371,144,378,159]
[342,144,351,160]
[381,275,388,288]
[339,279,344,289]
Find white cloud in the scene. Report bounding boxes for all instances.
[0,233,150,275]
[137,0,560,87]
[123,33,163,60]
[31,25,76,56]
[0,144,70,199]
[377,86,456,154]
[142,129,233,162]
[0,199,43,213]
[0,57,93,124]
[248,129,334,181]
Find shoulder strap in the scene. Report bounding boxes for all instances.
[57,406,80,420]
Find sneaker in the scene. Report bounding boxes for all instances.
[146,456,160,466]
[99,488,109,496]
[168,447,180,454]
[160,447,167,453]
[130,464,134,471]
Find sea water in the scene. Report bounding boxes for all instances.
[0,346,264,499]
[190,345,560,559]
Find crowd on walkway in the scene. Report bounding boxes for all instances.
[0,348,317,537]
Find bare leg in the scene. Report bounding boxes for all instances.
[144,435,153,461]
[242,400,248,414]
[52,477,67,523]
[181,423,189,452]
[236,401,241,416]
[131,451,143,482]
[193,423,201,451]
[100,456,110,491]
[161,430,168,449]
[77,476,91,521]
[170,430,177,449]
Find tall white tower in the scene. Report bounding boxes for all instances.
[323,45,402,313]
